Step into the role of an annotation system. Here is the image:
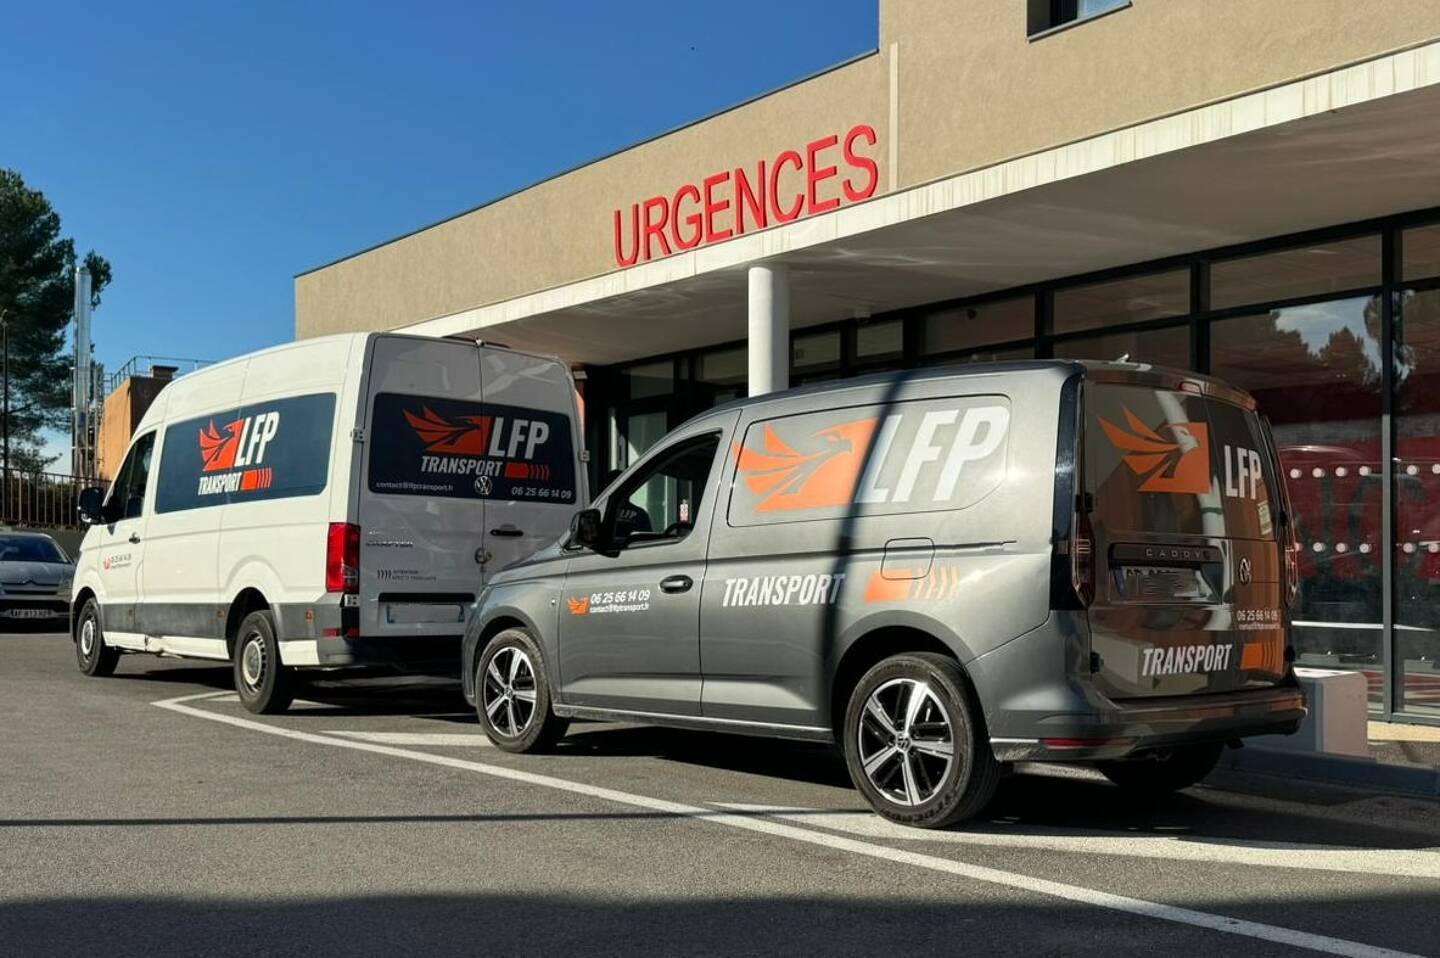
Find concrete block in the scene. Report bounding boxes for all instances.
[1249,667,1370,758]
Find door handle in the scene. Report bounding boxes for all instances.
[128,533,141,544]
[489,527,524,538]
[659,574,692,594]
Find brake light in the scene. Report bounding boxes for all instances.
[326,522,360,594]
[1071,508,1096,607]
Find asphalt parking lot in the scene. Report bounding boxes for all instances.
[3,631,1439,957]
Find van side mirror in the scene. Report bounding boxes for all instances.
[569,508,604,551]
[77,487,106,526]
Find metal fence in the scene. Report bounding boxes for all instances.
[1,471,87,530]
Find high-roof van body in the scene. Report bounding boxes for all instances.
[462,360,1304,827]
[72,332,586,713]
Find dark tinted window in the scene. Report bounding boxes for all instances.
[107,431,157,520]
[614,433,719,544]
[156,393,335,513]
[0,536,67,563]
[1086,383,1279,540]
[368,393,576,505]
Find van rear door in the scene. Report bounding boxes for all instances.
[357,336,490,640]
[477,349,583,573]
[1083,375,1288,699]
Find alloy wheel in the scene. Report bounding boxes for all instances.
[481,646,538,738]
[856,677,956,806]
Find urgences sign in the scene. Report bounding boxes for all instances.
[612,123,880,268]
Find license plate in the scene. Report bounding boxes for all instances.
[6,608,58,619]
[1117,566,1214,601]
[384,603,463,625]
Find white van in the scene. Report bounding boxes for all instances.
[71,332,587,713]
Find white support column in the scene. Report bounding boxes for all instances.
[747,263,789,397]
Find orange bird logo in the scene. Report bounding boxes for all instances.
[403,406,494,455]
[198,419,244,473]
[1097,407,1210,495]
[566,596,591,616]
[735,417,878,512]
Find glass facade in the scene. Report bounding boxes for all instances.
[590,210,1440,723]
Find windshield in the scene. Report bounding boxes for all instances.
[0,536,68,563]
[1086,383,1280,541]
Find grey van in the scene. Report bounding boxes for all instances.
[461,361,1305,827]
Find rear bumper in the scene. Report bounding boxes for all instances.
[280,634,461,673]
[973,611,1307,762]
[989,683,1306,762]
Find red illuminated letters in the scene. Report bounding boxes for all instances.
[612,122,881,268]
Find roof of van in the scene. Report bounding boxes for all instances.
[693,359,1255,422]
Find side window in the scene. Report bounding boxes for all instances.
[107,431,157,521]
[611,433,721,545]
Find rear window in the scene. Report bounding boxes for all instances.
[368,393,577,505]
[1086,383,1278,540]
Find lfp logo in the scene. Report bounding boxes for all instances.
[196,411,280,496]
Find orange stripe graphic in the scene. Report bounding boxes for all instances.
[864,572,914,604]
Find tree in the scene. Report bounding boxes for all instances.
[0,169,111,471]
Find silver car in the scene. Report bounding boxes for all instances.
[0,531,74,629]
[461,361,1306,827]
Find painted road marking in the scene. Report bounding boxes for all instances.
[152,690,1420,958]
[322,731,494,747]
[716,804,1440,880]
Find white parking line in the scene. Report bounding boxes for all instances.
[153,690,1420,958]
[716,804,1440,880]
[322,731,494,747]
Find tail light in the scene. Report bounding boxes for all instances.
[326,522,360,594]
[1071,507,1096,607]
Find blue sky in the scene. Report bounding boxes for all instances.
[2,0,876,376]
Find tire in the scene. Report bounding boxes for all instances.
[233,610,294,715]
[843,652,999,829]
[1097,743,1224,795]
[74,598,119,677]
[475,628,568,753]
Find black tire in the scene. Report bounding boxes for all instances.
[233,610,294,715]
[843,652,999,829]
[74,598,119,677]
[1097,743,1224,795]
[475,628,568,753]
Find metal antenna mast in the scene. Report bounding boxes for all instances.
[71,265,95,479]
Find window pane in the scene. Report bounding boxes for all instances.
[611,409,667,473]
[1051,324,1190,369]
[792,331,841,372]
[1403,223,1440,282]
[919,344,1035,369]
[696,347,746,409]
[1211,296,1385,706]
[1053,269,1189,335]
[618,435,719,544]
[1395,289,1440,714]
[922,296,1032,355]
[1210,235,1381,310]
[622,360,673,400]
[856,320,903,362]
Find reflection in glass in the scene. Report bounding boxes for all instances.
[1395,290,1440,713]
[1210,236,1381,311]
[1053,269,1189,335]
[922,296,1032,355]
[1051,324,1189,369]
[696,347,746,408]
[1212,296,1385,705]
[1402,223,1440,282]
[856,320,904,362]
[622,360,673,400]
[792,331,841,372]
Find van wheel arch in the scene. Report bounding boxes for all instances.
[829,627,983,739]
[225,588,271,659]
[71,588,98,641]
[471,615,526,674]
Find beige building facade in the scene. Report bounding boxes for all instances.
[297,0,1440,723]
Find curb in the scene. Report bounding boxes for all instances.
[1218,745,1440,798]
